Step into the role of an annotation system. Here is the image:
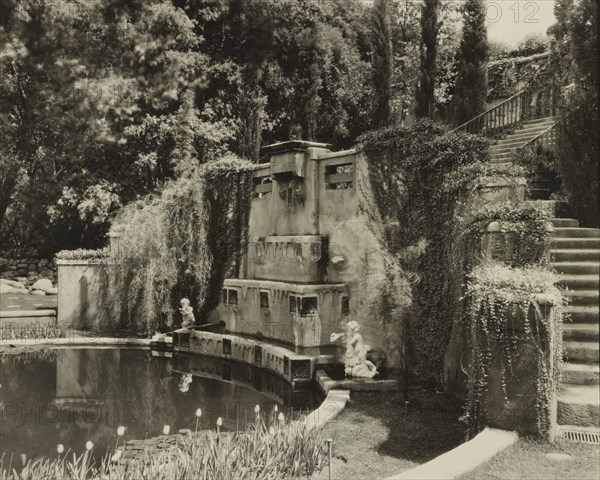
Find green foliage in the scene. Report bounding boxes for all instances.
[359,121,490,384]
[463,262,565,437]
[370,0,393,128]
[0,0,376,254]
[0,322,62,341]
[99,157,254,335]
[555,88,599,227]
[416,0,441,119]
[452,0,489,126]
[465,202,552,267]
[0,413,326,480]
[55,248,108,261]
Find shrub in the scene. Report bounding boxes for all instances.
[555,88,599,227]
[55,248,108,261]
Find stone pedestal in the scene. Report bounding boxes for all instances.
[56,260,104,333]
[480,300,558,438]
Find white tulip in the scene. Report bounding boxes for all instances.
[216,417,223,427]
[162,425,170,435]
[111,450,122,463]
[254,405,260,414]
[85,441,93,451]
[278,412,284,422]
[117,426,126,437]
[195,408,202,418]
[56,444,64,454]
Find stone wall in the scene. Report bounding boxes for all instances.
[0,256,57,287]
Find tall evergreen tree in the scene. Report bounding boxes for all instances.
[370,0,393,128]
[452,0,489,126]
[416,0,441,118]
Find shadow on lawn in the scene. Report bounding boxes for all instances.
[351,389,467,463]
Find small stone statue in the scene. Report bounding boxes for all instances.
[179,373,193,393]
[179,298,195,329]
[330,320,378,379]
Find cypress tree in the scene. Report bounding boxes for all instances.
[416,0,441,119]
[452,0,489,126]
[371,0,393,128]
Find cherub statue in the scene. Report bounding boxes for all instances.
[330,320,378,378]
[179,373,193,393]
[179,298,195,329]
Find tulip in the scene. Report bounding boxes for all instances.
[268,426,275,436]
[117,426,126,437]
[56,444,64,454]
[85,441,93,451]
[163,425,170,435]
[273,405,278,413]
[194,408,203,434]
[216,417,223,427]
[111,450,122,463]
[278,412,284,422]
[254,405,260,414]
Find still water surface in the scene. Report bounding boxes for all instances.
[0,348,319,460]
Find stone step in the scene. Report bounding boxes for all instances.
[562,290,600,305]
[551,237,600,249]
[562,362,600,385]
[564,305,599,323]
[553,262,600,275]
[558,275,599,289]
[501,129,553,142]
[490,158,513,165]
[489,146,519,155]
[557,384,600,428]
[564,340,599,363]
[563,323,600,342]
[551,249,600,262]
[553,228,600,239]
[522,117,557,126]
[551,218,579,228]
[491,139,536,150]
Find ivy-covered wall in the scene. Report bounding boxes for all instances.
[358,120,496,387]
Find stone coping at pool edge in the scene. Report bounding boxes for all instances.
[0,335,351,432]
[386,427,519,480]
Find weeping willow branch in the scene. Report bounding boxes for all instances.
[98,156,255,335]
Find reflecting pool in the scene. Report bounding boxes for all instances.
[0,348,320,460]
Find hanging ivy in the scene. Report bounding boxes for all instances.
[465,201,553,267]
[463,263,565,437]
[358,120,491,385]
[98,156,255,335]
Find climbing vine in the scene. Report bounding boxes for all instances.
[465,202,553,267]
[358,120,490,385]
[463,263,565,437]
[98,156,255,335]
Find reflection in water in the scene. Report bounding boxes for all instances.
[0,348,320,460]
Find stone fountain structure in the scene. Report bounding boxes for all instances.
[172,140,396,384]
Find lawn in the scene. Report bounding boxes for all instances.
[459,437,600,480]
[0,292,57,311]
[310,389,466,480]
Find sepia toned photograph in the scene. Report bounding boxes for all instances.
[0,1,598,479]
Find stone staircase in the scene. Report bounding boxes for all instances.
[551,217,600,429]
[489,117,557,165]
